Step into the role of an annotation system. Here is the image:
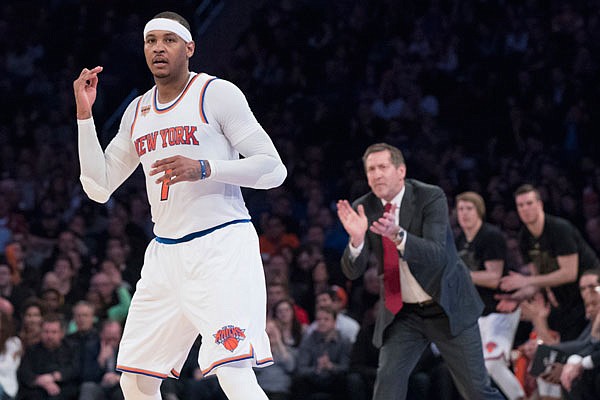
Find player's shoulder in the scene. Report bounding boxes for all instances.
[122,94,144,120]
[195,72,243,95]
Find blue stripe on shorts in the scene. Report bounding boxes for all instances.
[154,219,251,244]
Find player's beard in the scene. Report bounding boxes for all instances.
[153,70,169,79]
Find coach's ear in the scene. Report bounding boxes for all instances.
[186,40,195,59]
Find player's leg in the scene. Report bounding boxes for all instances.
[117,240,199,398]
[216,366,268,400]
[184,223,273,376]
[481,311,525,399]
[485,359,525,400]
[120,373,162,400]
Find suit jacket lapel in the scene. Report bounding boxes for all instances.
[364,193,384,271]
[399,180,415,231]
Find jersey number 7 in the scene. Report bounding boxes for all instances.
[160,169,172,201]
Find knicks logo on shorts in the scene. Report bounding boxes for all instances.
[485,342,498,353]
[213,325,246,352]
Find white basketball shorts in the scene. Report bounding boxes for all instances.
[116,221,273,379]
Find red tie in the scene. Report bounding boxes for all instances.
[382,203,403,314]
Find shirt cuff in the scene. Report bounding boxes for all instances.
[348,241,364,260]
[77,117,94,125]
[567,354,582,365]
[582,355,594,369]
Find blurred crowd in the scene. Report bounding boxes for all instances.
[1,0,600,399]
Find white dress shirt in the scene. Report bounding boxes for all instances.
[349,187,432,303]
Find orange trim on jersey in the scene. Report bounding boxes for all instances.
[116,365,169,379]
[152,73,201,114]
[198,77,218,124]
[201,344,273,376]
[170,368,180,378]
[256,356,275,366]
[130,98,142,137]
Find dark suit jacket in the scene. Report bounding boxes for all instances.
[341,179,483,348]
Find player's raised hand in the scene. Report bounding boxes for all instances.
[73,66,103,119]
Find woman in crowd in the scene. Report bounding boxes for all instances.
[0,310,22,399]
[272,299,305,348]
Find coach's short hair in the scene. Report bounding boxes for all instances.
[362,143,405,168]
[456,191,486,219]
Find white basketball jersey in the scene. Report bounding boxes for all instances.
[129,73,251,239]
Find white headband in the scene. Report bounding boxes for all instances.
[143,18,192,43]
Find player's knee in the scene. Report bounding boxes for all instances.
[120,372,135,395]
[216,366,266,399]
[120,372,162,398]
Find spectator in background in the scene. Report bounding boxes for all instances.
[75,320,124,400]
[17,314,79,400]
[263,253,291,286]
[39,288,69,320]
[585,216,600,255]
[304,261,333,321]
[0,310,23,400]
[347,265,380,325]
[95,320,124,400]
[305,288,360,344]
[86,272,131,324]
[519,269,600,399]
[259,215,300,262]
[255,319,296,400]
[97,260,132,297]
[4,241,40,291]
[103,238,138,290]
[346,302,379,400]
[17,300,43,350]
[272,299,305,348]
[501,184,600,341]
[0,259,33,326]
[0,195,28,256]
[294,306,351,400]
[44,255,85,309]
[266,281,309,328]
[455,191,524,400]
[288,245,322,315]
[65,301,101,394]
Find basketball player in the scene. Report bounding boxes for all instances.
[73,11,286,400]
